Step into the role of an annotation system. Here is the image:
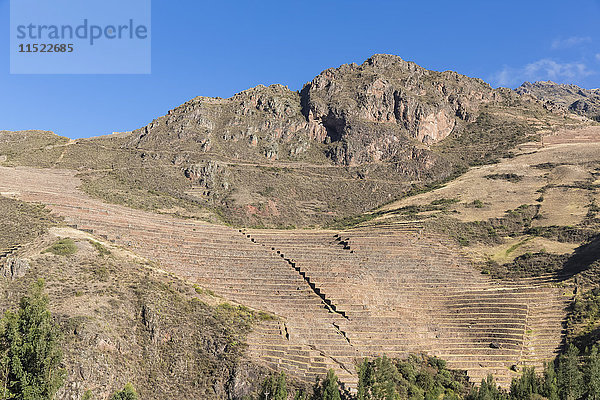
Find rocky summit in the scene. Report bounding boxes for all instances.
[132,55,496,160]
[1,55,600,399]
[130,55,518,166]
[516,80,600,122]
[10,54,576,229]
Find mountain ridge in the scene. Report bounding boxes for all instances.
[129,54,506,165]
[0,54,591,228]
[1,54,600,399]
[516,80,600,121]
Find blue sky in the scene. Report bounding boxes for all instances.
[1,0,599,139]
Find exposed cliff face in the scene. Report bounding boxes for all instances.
[516,81,600,121]
[2,55,582,228]
[128,55,501,167]
[301,54,496,164]
[129,84,325,163]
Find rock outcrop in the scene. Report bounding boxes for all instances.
[0,257,30,280]
[516,81,600,121]
[183,161,229,191]
[128,84,321,163]
[300,54,496,164]
[127,55,503,167]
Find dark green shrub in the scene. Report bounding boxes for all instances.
[485,173,523,183]
[259,372,287,400]
[110,383,138,400]
[88,239,111,256]
[42,238,77,256]
[0,279,65,399]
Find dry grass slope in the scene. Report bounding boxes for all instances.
[0,165,572,389]
[0,196,274,400]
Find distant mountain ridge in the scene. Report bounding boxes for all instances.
[516,81,600,121]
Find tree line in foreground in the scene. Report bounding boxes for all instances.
[0,279,139,400]
[2,280,600,400]
[254,347,600,400]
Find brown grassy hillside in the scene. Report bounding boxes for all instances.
[0,56,590,228]
[0,196,278,400]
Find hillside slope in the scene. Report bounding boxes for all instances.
[0,165,573,388]
[516,81,600,122]
[0,55,588,228]
[369,126,600,287]
[0,196,275,400]
[1,55,600,392]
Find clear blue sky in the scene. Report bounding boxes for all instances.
[1,0,599,139]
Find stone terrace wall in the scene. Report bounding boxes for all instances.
[0,166,570,388]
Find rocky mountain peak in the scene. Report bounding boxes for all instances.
[365,53,419,69]
[127,55,534,167]
[516,81,600,121]
[300,54,496,163]
[231,84,300,119]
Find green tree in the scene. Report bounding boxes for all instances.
[468,375,505,400]
[558,344,583,400]
[357,359,374,400]
[0,279,65,400]
[259,372,287,400]
[586,345,600,400]
[110,382,138,400]
[509,367,541,400]
[372,356,400,400]
[542,361,558,400]
[294,389,309,400]
[312,369,341,400]
[356,355,470,400]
